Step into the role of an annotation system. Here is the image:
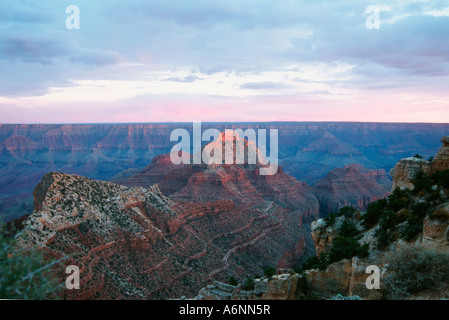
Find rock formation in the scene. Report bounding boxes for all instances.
[390,157,432,190]
[120,144,390,219]
[390,136,449,190]
[304,136,449,299]
[2,122,449,222]
[310,218,338,256]
[432,136,449,172]
[422,204,449,252]
[313,164,391,215]
[119,133,322,270]
[191,270,299,300]
[111,153,188,188]
[187,136,449,301]
[16,169,317,299]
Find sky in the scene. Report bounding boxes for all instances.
[1,0,449,123]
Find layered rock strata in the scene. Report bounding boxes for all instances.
[17,171,317,299]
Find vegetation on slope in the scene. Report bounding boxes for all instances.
[298,206,369,272]
[0,224,63,299]
[363,169,449,249]
[296,168,449,299]
[383,245,449,299]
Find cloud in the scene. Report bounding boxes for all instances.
[164,75,202,83]
[0,38,68,65]
[0,0,449,122]
[69,49,124,67]
[240,82,290,90]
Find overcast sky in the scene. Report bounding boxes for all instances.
[1,0,449,123]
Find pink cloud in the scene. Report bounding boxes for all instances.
[1,88,448,124]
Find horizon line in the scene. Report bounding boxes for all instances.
[2,120,449,125]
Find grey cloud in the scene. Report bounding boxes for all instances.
[0,59,77,97]
[240,82,289,90]
[0,1,57,25]
[69,49,124,67]
[1,0,449,101]
[164,75,202,82]
[0,38,68,65]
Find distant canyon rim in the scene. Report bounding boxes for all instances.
[1,122,449,223]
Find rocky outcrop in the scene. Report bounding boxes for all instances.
[119,134,321,270]
[308,216,386,299]
[307,138,449,300]
[307,212,449,300]
[304,256,386,300]
[192,270,298,300]
[388,136,449,252]
[112,153,187,187]
[432,136,449,172]
[311,218,338,256]
[17,171,317,299]
[390,137,449,190]
[313,164,391,215]
[422,205,449,252]
[120,133,319,217]
[390,157,432,190]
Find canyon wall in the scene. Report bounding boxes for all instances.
[2,122,449,221]
[17,171,318,299]
[313,164,391,215]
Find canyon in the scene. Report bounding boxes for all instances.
[17,169,316,299]
[11,131,393,299]
[2,122,449,222]
[115,133,392,221]
[188,136,449,300]
[5,124,449,299]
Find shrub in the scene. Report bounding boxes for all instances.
[300,226,370,271]
[0,224,62,299]
[432,169,449,189]
[328,236,361,263]
[375,228,390,250]
[412,170,432,195]
[362,199,387,230]
[297,273,310,295]
[356,243,370,259]
[401,202,428,241]
[263,267,276,279]
[242,277,255,291]
[430,207,449,221]
[323,212,336,228]
[339,220,359,238]
[401,223,423,242]
[300,253,329,271]
[428,189,442,204]
[300,256,320,270]
[379,210,400,230]
[338,206,356,219]
[387,188,409,212]
[375,208,402,249]
[397,209,410,221]
[383,245,449,299]
[228,276,238,286]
